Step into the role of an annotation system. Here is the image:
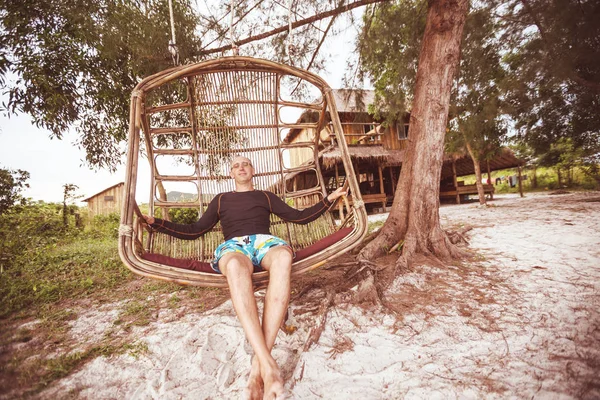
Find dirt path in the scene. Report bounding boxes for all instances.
[30,192,600,399]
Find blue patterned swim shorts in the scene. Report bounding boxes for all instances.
[211,234,290,273]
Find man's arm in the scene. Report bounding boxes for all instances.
[141,195,221,240]
[266,187,347,225]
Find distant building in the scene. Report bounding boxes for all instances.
[83,182,124,218]
[284,89,523,211]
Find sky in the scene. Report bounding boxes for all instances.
[0,7,364,205]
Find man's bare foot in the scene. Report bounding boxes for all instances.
[261,364,285,400]
[244,357,263,400]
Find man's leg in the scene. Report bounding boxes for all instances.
[219,252,285,400]
[260,246,293,350]
[247,246,293,398]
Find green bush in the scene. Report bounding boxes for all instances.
[86,212,120,239]
[0,204,129,319]
[168,207,199,224]
[0,202,68,267]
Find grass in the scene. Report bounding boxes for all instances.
[368,220,385,234]
[0,208,228,397]
[460,165,598,193]
[0,236,130,320]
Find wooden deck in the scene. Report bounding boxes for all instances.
[346,193,388,213]
[440,184,494,203]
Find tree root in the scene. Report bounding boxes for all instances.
[445,226,473,245]
[354,273,380,305]
[351,229,380,254]
[302,292,335,351]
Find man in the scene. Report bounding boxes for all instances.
[143,156,347,400]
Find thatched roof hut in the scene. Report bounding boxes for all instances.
[320,145,404,169]
[319,145,522,178]
[441,148,523,179]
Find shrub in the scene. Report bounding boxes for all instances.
[0,205,129,319]
[86,212,120,239]
[168,208,199,224]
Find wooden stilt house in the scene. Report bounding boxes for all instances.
[284,89,524,209]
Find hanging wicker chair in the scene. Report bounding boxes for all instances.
[118,56,368,287]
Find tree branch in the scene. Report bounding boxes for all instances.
[519,0,600,93]
[198,0,390,56]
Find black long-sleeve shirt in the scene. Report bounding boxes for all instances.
[149,190,332,241]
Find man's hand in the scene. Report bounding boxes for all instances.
[141,214,155,225]
[327,186,348,203]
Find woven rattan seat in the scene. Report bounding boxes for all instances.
[118,56,367,287]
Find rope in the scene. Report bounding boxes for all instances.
[119,224,134,237]
[168,0,179,65]
[286,0,294,59]
[229,0,239,55]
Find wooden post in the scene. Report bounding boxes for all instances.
[378,164,385,210]
[517,165,524,197]
[486,160,493,200]
[389,167,396,194]
[452,159,460,204]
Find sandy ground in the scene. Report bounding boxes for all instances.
[34,192,600,399]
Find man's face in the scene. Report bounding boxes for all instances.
[230,156,254,183]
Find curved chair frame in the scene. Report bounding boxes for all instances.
[118,56,367,287]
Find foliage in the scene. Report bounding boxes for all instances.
[0,0,203,171]
[0,0,380,172]
[0,202,65,270]
[357,0,427,123]
[87,212,120,239]
[462,165,598,193]
[168,207,199,224]
[496,0,600,168]
[62,183,82,227]
[359,2,508,159]
[0,202,129,319]
[446,8,507,162]
[0,167,29,215]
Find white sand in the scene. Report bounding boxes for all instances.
[38,192,600,399]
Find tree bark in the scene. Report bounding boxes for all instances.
[359,0,469,276]
[466,141,486,205]
[157,181,170,221]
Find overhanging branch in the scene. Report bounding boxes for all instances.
[198,0,390,56]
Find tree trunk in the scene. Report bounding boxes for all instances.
[557,168,562,188]
[532,165,538,188]
[568,167,573,186]
[517,165,524,197]
[359,0,469,276]
[466,141,486,205]
[62,201,68,227]
[156,181,170,221]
